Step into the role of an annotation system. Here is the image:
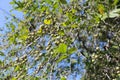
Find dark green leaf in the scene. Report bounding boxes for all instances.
[0,51,5,56]
[68,48,77,54]
[60,0,67,4]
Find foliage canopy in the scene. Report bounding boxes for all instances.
[0,0,120,80]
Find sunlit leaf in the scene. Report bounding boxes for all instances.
[95,16,100,23]
[18,27,29,42]
[37,27,42,34]
[16,8,22,11]
[112,45,119,49]
[98,4,105,15]
[62,22,67,27]
[71,24,77,28]
[11,77,17,80]
[9,1,15,5]
[58,30,65,36]
[44,19,51,25]
[9,35,16,44]
[53,2,59,9]
[60,76,66,80]
[57,43,67,54]
[71,8,77,13]
[41,6,47,11]
[113,0,119,6]
[15,65,20,72]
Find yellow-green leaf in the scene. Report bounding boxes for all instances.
[57,43,67,54]
[44,19,51,25]
[9,1,15,5]
[62,22,67,27]
[98,4,105,15]
[9,35,15,44]
[60,77,66,80]
[95,16,100,23]
[72,8,77,13]
[15,65,20,72]
[37,27,42,34]
[71,24,77,28]
[11,77,17,80]
[113,0,119,6]
[58,30,65,36]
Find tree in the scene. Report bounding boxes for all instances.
[0,0,120,80]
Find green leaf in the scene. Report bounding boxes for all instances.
[62,22,67,27]
[16,8,22,11]
[112,45,119,49]
[71,8,77,13]
[66,13,73,21]
[60,76,66,80]
[58,30,65,36]
[46,0,51,4]
[15,65,20,72]
[44,19,51,25]
[57,43,67,54]
[9,35,16,44]
[71,24,77,28]
[19,27,29,41]
[0,51,4,56]
[53,3,59,9]
[113,0,119,5]
[68,48,77,54]
[56,55,67,63]
[60,0,67,4]
[9,1,15,5]
[95,16,100,23]
[37,27,42,34]
[98,4,105,15]
[11,77,17,80]
[10,23,15,32]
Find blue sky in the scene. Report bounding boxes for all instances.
[0,0,23,29]
[0,0,12,28]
